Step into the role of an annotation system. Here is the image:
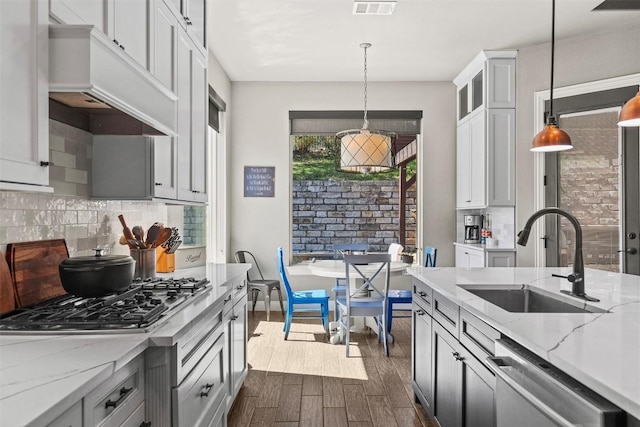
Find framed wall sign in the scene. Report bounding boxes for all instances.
[244,166,275,197]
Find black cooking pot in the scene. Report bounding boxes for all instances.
[59,249,135,297]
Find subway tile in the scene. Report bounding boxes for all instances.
[106,200,122,212]
[3,192,40,210]
[75,156,91,171]
[65,168,88,185]
[78,210,97,224]
[5,226,43,243]
[52,211,78,225]
[38,194,67,210]
[0,210,26,227]
[40,225,65,240]
[51,151,76,169]
[49,165,66,182]
[52,181,77,196]
[24,210,52,226]
[49,134,65,152]
[65,224,88,240]
[77,236,98,252]
[66,198,88,211]
[88,200,108,210]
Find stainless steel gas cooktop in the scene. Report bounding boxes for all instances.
[0,277,210,333]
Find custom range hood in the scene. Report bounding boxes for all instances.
[49,25,177,136]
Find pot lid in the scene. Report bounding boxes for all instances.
[60,249,134,268]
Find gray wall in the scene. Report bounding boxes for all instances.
[229,81,456,288]
[515,23,640,266]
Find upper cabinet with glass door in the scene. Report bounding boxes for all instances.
[454,50,517,123]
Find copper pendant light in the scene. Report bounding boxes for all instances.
[618,91,640,127]
[531,0,573,152]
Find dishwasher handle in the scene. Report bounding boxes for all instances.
[486,356,574,427]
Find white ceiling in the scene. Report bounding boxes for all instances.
[207,0,640,82]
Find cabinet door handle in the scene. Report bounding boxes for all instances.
[451,351,464,361]
[140,422,151,427]
[223,295,232,304]
[154,182,163,186]
[236,284,245,290]
[120,44,125,51]
[200,383,214,397]
[417,291,427,297]
[40,161,53,167]
[113,39,119,45]
[105,386,133,409]
[231,315,238,321]
[415,309,425,316]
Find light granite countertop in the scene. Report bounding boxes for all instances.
[0,263,249,427]
[407,266,640,419]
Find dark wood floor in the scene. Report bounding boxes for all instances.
[227,311,435,427]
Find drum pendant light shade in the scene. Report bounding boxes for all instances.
[338,43,394,173]
[338,129,393,173]
[531,0,573,152]
[618,91,640,127]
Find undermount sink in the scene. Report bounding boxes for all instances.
[459,285,608,314]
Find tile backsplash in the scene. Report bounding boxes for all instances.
[0,120,168,257]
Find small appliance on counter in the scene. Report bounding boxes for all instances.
[464,214,483,244]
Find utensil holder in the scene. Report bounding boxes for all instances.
[156,247,175,273]
[130,248,156,279]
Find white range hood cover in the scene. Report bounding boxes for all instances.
[49,25,177,136]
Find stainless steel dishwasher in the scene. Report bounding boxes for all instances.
[486,338,624,427]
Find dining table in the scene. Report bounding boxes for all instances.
[307,259,410,343]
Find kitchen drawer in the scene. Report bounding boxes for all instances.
[83,354,145,427]
[173,333,226,427]
[412,279,433,315]
[432,291,459,338]
[120,402,147,427]
[207,399,227,427]
[47,400,82,427]
[173,303,224,385]
[231,278,247,305]
[459,308,501,363]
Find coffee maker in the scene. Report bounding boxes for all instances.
[464,214,483,244]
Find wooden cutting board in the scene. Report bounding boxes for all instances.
[0,254,16,314]
[7,239,69,307]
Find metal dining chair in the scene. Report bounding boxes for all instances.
[335,253,391,357]
[386,246,438,333]
[234,250,284,322]
[276,247,330,340]
[332,243,369,321]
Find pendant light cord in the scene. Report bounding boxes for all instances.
[549,0,556,124]
[363,44,369,130]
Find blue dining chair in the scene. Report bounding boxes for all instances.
[386,246,438,333]
[332,243,369,321]
[335,253,391,357]
[276,247,330,340]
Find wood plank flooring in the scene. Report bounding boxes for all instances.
[227,311,436,427]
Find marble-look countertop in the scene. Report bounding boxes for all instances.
[453,242,516,251]
[0,263,249,427]
[407,266,640,419]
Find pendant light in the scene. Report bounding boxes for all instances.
[531,0,573,152]
[337,43,394,174]
[618,91,640,127]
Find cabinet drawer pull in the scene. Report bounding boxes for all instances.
[223,295,232,304]
[236,284,245,290]
[415,309,425,316]
[105,386,133,409]
[120,44,125,51]
[417,291,427,297]
[200,383,214,397]
[231,315,238,321]
[155,182,162,186]
[451,351,464,361]
[113,39,119,45]
[140,422,151,427]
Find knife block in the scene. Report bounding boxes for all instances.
[156,247,175,273]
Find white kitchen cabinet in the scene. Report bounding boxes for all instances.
[456,108,515,209]
[177,29,208,203]
[455,51,516,209]
[151,0,179,92]
[92,135,178,200]
[224,279,248,409]
[455,245,516,268]
[163,0,206,54]
[49,0,149,70]
[46,401,82,427]
[0,0,52,192]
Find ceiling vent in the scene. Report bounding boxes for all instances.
[353,1,397,15]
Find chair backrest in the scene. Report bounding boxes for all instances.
[425,246,438,267]
[234,250,265,281]
[343,253,391,307]
[276,247,293,299]
[387,243,403,262]
[333,243,369,259]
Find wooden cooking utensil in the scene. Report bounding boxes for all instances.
[0,253,16,315]
[153,227,172,248]
[118,215,137,249]
[7,239,69,307]
[132,225,144,242]
[145,224,161,248]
